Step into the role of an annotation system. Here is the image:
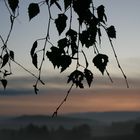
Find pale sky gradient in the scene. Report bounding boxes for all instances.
[0,0,140,116]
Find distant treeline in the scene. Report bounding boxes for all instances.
[0,123,140,140]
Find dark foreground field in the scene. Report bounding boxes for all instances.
[1,112,140,140]
[0,123,140,140]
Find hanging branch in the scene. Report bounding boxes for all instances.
[52,83,74,117]
[107,35,129,88]
[1,0,129,116]
[94,44,113,83]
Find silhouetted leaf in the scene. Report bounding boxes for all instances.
[46,47,63,68]
[28,3,40,20]
[9,50,14,60]
[97,5,107,23]
[79,27,97,48]
[46,46,71,72]
[50,0,61,11]
[79,30,90,47]
[55,14,68,35]
[50,0,57,5]
[32,53,38,69]
[1,79,7,90]
[64,0,72,11]
[67,70,84,88]
[45,0,49,5]
[93,54,108,75]
[73,0,91,17]
[71,42,78,56]
[60,55,72,72]
[30,41,38,57]
[1,53,9,68]
[78,9,93,25]
[66,29,77,42]
[8,0,19,13]
[58,38,69,50]
[107,26,116,38]
[84,69,93,87]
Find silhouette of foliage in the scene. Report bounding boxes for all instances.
[0,79,7,90]
[8,0,19,14]
[67,70,84,88]
[1,53,9,68]
[55,14,68,35]
[0,0,129,115]
[84,69,93,87]
[107,25,116,38]
[28,3,40,20]
[93,54,109,75]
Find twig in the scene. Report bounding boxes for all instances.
[12,59,45,85]
[52,83,74,117]
[107,37,129,88]
[34,3,52,89]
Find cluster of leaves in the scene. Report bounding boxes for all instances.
[1,0,128,115]
[0,0,18,90]
[28,0,117,91]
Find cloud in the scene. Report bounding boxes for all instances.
[0,74,140,116]
[1,74,139,96]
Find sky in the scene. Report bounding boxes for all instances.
[0,0,140,117]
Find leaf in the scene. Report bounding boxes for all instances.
[79,27,97,48]
[46,47,63,68]
[60,55,72,72]
[30,41,38,56]
[73,0,91,17]
[71,42,78,56]
[31,41,38,68]
[67,70,84,88]
[58,38,69,50]
[8,0,19,13]
[84,69,93,87]
[45,0,49,5]
[9,50,14,60]
[55,14,68,35]
[64,0,72,11]
[1,53,9,68]
[66,29,77,42]
[1,79,7,90]
[50,0,58,5]
[46,47,71,72]
[107,26,116,38]
[32,53,38,69]
[97,5,107,23]
[93,54,109,75]
[50,0,62,11]
[28,3,40,20]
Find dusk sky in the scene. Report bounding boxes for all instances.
[0,0,140,117]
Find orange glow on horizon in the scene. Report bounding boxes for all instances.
[0,87,140,116]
